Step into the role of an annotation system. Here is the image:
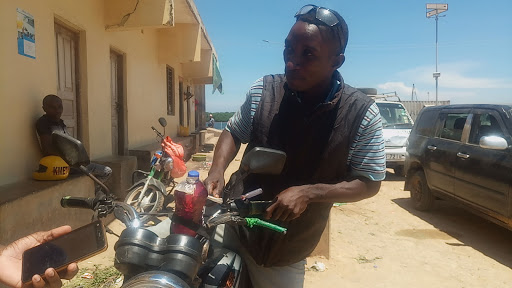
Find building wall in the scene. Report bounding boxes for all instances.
[0,0,200,186]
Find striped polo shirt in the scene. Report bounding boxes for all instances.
[226,77,386,181]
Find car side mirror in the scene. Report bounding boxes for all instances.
[51,131,90,167]
[479,136,508,150]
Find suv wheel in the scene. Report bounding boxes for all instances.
[393,166,405,177]
[410,170,435,211]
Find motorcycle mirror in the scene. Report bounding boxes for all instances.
[240,147,286,175]
[52,131,91,167]
[158,117,167,128]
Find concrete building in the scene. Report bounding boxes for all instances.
[0,0,222,243]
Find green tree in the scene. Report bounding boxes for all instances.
[206,112,235,122]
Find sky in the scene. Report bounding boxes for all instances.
[195,0,512,112]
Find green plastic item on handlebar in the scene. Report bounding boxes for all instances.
[245,218,287,234]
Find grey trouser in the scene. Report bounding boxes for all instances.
[86,162,112,183]
[213,224,306,288]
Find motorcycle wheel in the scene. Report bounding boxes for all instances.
[124,184,164,223]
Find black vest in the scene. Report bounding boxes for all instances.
[239,73,374,267]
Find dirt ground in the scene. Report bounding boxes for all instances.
[304,171,512,288]
[71,131,512,287]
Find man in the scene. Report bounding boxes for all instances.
[36,94,112,187]
[0,226,78,288]
[207,114,215,128]
[204,5,385,287]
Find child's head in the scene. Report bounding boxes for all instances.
[42,94,63,121]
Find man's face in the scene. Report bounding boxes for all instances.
[283,21,341,92]
[43,98,63,121]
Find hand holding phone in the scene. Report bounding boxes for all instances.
[19,220,107,286]
[0,225,79,288]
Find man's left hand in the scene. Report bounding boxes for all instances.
[265,185,310,222]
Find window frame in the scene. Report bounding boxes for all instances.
[166,65,175,116]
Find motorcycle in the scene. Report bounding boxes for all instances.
[52,131,287,287]
[124,117,181,223]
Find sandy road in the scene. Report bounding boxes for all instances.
[305,171,512,288]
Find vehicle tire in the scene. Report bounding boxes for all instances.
[124,184,164,223]
[394,166,405,177]
[409,170,435,211]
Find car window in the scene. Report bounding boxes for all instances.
[438,113,468,142]
[468,113,505,145]
[376,102,413,129]
[414,110,437,136]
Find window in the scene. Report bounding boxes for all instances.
[375,102,413,129]
[468,113,504,145]
[438,113,468,141]
[415,110,437,136]
[166,66,175,115]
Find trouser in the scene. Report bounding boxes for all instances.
[86,163,112,183]
[71,163,112,193]
[213,224,306,288]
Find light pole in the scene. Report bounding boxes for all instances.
[426,3,448,106]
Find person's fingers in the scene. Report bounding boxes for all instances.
[265,202,278,220]
[206,180,216,195]
[30,274,45,288]
[44,268,62,288]
[41,226,72,243]
[280,210,293,222]
[58,263,78,280]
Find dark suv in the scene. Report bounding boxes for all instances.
[404,104,512,230]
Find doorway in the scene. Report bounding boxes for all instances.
[55,23,79,138]
[110,50,126,155]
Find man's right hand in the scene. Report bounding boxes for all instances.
[204,169,225,198]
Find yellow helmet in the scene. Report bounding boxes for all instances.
[33,156,70,180]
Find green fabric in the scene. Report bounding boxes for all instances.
[212,55,223,94]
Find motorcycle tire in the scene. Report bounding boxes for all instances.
[124,184,165,223]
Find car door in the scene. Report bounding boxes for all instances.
[453,109,512,215]
[423,109,470,195]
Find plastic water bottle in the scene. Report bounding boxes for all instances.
[171,170,208,236]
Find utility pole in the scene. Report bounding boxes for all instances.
[426,4,448,106]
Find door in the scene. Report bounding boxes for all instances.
[110,51,124,155]
[55,24,78,138]
[424,110,469,195]
[454,110,511,215]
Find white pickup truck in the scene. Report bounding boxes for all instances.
[358,89,414,176]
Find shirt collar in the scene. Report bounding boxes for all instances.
[286,70,344,104]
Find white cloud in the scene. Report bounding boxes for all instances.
[395,61,512,89]
[375,61,512,103]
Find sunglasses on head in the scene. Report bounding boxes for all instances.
[294,4,341,27]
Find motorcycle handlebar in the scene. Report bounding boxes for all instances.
[61,196,141,228]
[61,196,96,210]
[151,126,164,139]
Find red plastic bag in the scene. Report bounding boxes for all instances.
[162,136,186,178]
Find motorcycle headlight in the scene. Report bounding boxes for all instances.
[163,157,174,172]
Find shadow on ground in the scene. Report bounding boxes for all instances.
[393,197,512,268]
[384,170,405,182]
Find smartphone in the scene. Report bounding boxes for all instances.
[21,220,108,284]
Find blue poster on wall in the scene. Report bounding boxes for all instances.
[16,8,36,59]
